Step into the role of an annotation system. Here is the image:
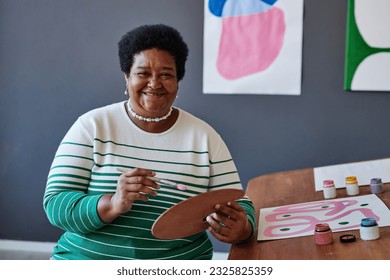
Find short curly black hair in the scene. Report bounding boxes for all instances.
[118,24,189,81]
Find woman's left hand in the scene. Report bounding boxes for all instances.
[206,201,252,244]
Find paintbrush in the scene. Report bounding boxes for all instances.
[116,168,187,190]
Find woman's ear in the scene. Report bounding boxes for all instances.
[124,72,129,82]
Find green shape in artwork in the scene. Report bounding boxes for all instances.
[360,203,369,207]
[280,228,290,232]
[344,0,390,90]
[339,221,349,225]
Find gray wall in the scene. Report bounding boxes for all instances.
[1,0,389,253]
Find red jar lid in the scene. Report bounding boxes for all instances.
[323,180,335,188]
[315,223,330,232]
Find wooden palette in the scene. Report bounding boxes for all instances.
[151,189,244,239]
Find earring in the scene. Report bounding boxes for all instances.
[124,81,129,95]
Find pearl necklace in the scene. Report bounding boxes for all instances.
[127,99,173,122]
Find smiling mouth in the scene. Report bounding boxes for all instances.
[143,92,164,97]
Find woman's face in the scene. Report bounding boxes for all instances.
[125,48,178,117]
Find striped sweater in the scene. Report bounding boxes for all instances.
[43,101,255,260]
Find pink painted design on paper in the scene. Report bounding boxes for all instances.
[217,7,285,80]
[262,199,380,238]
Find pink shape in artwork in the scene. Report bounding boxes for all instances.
[262,199,380,238]
[217,7,285,80]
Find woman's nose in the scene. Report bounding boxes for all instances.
[147,77,162,88]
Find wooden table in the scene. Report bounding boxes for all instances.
[229,168,390,259]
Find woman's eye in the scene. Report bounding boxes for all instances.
[161,73,174,79]
[136,72,149,78]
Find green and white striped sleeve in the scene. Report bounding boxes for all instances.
[43,119,106,233]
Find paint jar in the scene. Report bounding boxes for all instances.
[370,178,384,194]
[360,218,380,240]
[314,223,333,245]
[345,176,359,196]
[323,180,337,199]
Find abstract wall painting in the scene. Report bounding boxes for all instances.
[344,0,390,91]
[257,194,390,241]
[203,0,304,95]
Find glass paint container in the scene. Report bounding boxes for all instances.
[360,218,380,240]
[314,223,333,245]
[370,178,384,194]
[323,180,337,199]
[345,176,359,196]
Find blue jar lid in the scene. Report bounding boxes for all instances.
[370,178,382,185]
[361,218,378,227]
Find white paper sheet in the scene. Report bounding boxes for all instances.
[258,194,390,241]
[313,158,390,191]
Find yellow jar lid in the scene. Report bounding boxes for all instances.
[345,176,357,184]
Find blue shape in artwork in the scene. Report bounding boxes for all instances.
[261,0,278,5]
[208,0,278,17]
[208,0,227,17]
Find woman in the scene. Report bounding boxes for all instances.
[43,24,255,260]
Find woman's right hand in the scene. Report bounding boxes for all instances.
[98,168,159,223]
